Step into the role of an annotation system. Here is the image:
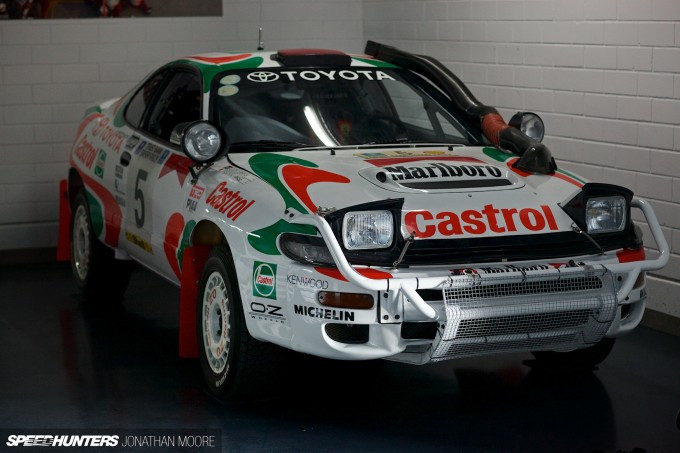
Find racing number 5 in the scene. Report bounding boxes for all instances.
[134,169,148,228]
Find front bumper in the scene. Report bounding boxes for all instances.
[288,198,669,364]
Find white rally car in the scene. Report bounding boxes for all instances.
[59,41,669,400]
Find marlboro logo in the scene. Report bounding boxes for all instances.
[384,162,503,181]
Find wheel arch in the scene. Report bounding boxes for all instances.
[190,219,227,248]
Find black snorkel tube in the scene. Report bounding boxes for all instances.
[364,40,556,175]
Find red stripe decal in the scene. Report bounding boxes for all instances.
[617,247,646,263]
[316,267,348,282]
[164,212,185,280]
[79,170,122,248]
[187,54,252,65]
[74,112,103,144]
[356,268,393,279]
[281,165,350,213]
[553,171,584,188]
[315,267,393,281]
[507,158,584,188]
[159,153,193,187]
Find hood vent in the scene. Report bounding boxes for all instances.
[398,179,513,190]
[362,162,522,193]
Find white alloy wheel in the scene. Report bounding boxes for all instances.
[202,271,231,374]
[196,245,279,401]
[70,190,133,301]
[71,203,91,282]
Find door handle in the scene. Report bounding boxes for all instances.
[120,151,131,167]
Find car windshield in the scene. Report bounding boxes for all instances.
[211,67,477,150]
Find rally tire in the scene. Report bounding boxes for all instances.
[531,338,616,370]
[197,246,278,402]
[70,191,132,302]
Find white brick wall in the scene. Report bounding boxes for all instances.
[0,0,364,250]
[1,0,678,319]
[364,0,680,318]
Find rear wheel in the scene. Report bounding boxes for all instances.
[531,338,616,370]
[71,191,132,301]
[197,246,278,401]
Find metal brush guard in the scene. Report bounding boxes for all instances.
[431,266,617,361]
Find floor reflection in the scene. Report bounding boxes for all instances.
[59,285,618,451]
[1,263,678,452]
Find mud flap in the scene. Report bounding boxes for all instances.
[178,245,211,358]
[56,179,71,262]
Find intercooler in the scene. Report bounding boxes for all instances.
[430,266,617,361]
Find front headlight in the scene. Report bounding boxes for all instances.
[180,120,226,163]
[342,210,393,250]
[586,196,626,233]
[509,111,545,142]
[562,183,633,235]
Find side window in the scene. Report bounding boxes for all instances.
[145,71,202,143]
[124,72,165,129]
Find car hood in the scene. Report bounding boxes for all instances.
[228,145,585,240]
[232,144,525,191]
[351,148,523,193]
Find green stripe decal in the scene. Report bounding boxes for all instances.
[86,191,104,239]
[248,154,319,215]
[179,57,265,93]
[351,56,398,68]
[556,168,587,185]
[483,147,513,163]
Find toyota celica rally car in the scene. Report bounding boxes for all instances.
[58,41,669,401]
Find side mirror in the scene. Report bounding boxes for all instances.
[509,111,545,143]
[176,120,228,164]
[169,122,191,146]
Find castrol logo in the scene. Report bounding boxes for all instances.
[252,261,277,300]
[405,204,559,238]
[205,181,255,221]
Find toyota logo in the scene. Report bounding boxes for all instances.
[247,71,279,83]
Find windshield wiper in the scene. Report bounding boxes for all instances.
[391,138,434,144]
[372,138,466,146]
[229,140,311,152]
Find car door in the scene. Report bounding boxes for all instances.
[119,67,202,282]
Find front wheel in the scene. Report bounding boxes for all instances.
[531,338,616,370]
[197,246,278,401]
[70,191,132,301]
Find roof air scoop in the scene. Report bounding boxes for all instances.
[273,49,351,67]
[513,143,557,175]
[498,126,556,175]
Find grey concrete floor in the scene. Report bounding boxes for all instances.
[1,262,679,452]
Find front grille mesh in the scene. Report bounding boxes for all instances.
[456,310,591,338]
[430,267,617,361]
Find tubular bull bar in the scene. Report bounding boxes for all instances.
[293,198,669,323]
